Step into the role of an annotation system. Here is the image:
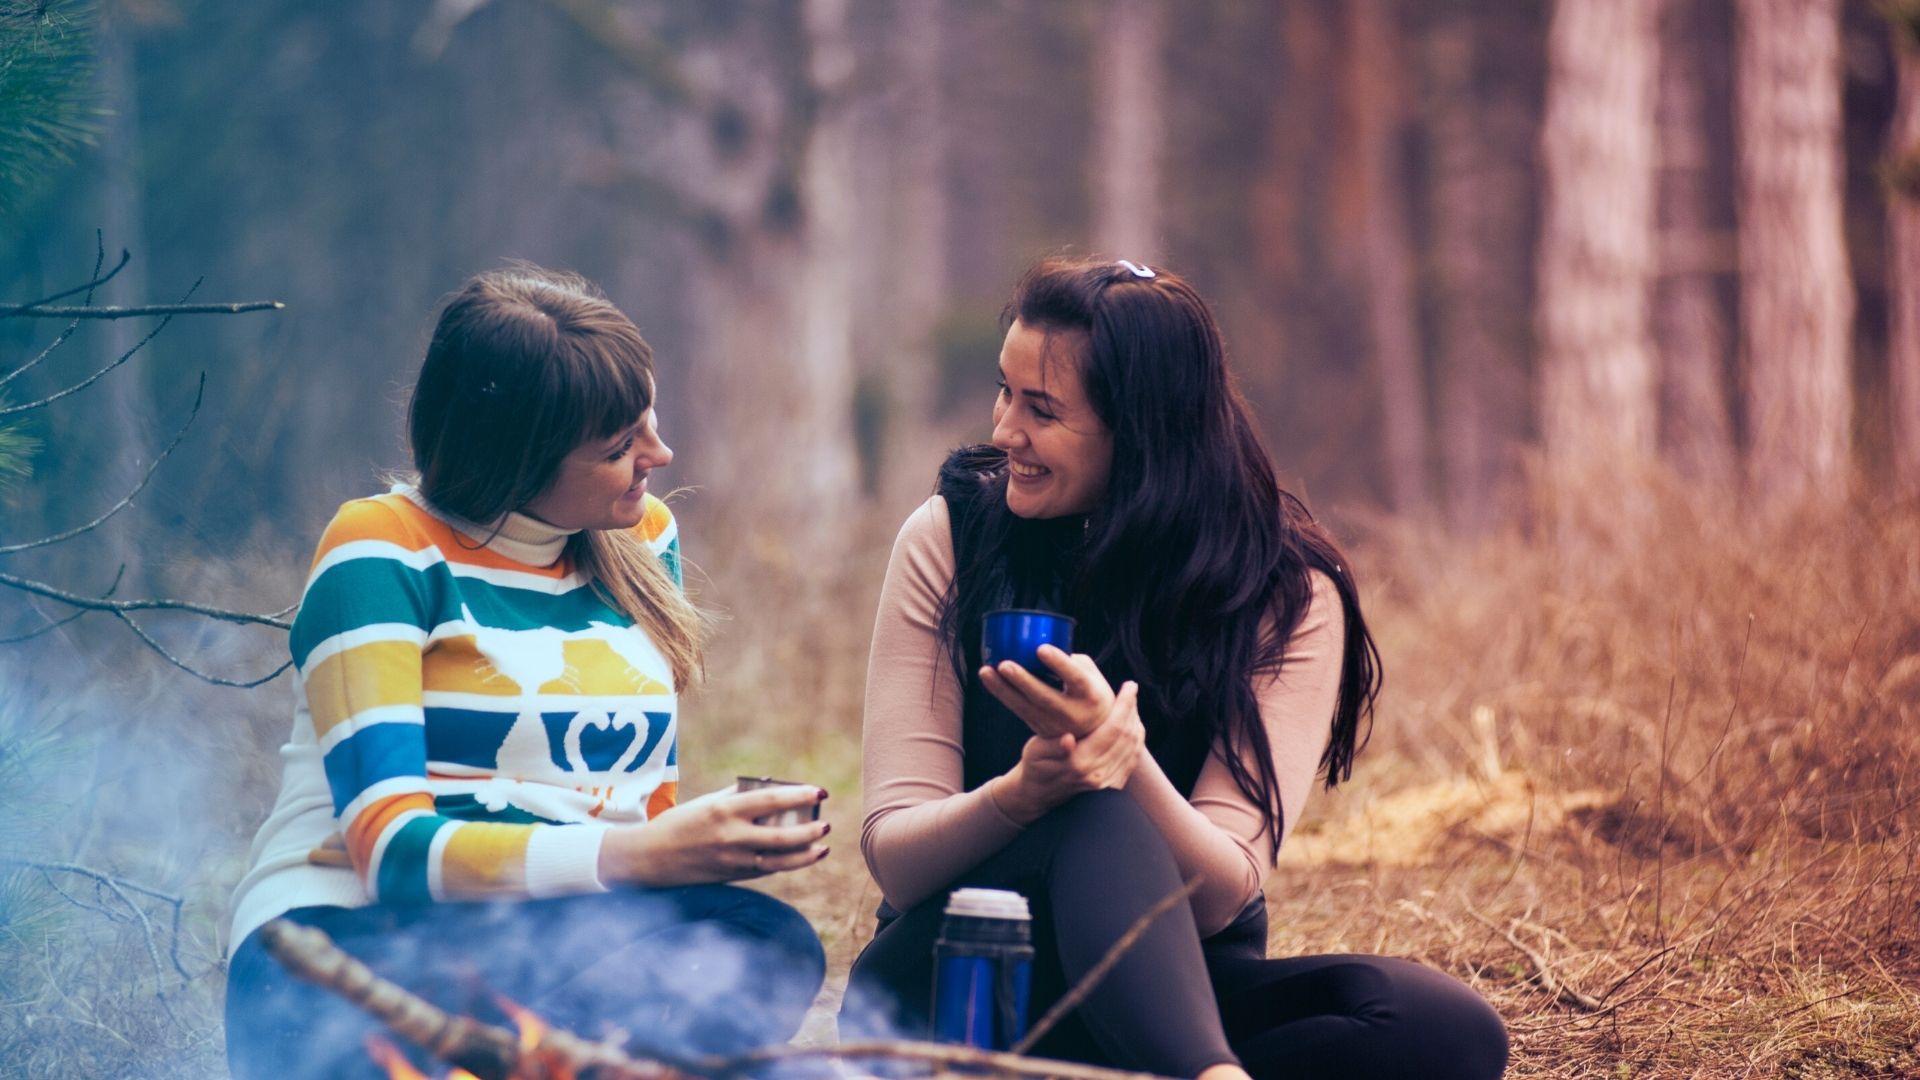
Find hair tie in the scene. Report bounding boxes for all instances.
[1116,259,1155,279]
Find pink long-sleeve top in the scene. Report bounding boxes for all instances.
[859,495,1346,936]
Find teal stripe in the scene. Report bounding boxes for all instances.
[660,537,682,590]
[291,556,627,668]
[374,815,446,905]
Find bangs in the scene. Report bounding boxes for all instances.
[558,325,656,441]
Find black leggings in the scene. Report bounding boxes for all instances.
[844,791,1507,1079]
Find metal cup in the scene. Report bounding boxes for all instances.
[981,608,1076,685]
[735,775,821,827]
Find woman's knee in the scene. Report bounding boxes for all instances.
[1354,958,1507,1079]
[678,883,827,986]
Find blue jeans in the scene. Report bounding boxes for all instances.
[226,885,825,1080]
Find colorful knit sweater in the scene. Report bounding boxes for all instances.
[228,486,683,946]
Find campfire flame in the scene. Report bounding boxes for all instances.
[494,993,550,1054]
[368,996,554,1080]
[367,1034,433,1080]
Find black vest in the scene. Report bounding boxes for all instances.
[937,446,1214,800]
[929,447,1268,955]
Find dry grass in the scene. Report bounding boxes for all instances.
[5,473,1919,1077]
[688,473,1920,1078]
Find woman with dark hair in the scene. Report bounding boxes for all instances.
[845,258,1507,1080]
[225,265,828,1078]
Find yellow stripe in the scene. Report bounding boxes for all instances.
[420,635,516,696]
[640,495,672,544]
[438,822,533,896]
[545,639,673,696]
[305,640,423,739]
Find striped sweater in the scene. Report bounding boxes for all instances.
[229,486,683,946]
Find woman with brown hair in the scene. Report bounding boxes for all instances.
[845,258,1507,1079]
[224,265,828,1078]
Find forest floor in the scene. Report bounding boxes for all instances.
[719,474,1920,1080]
[3,473,1917,1078]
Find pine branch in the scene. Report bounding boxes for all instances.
[0,278,202,416]
[0,569,294,629]
[16,243,130,309]
[0,374,204,554]
[0,565,122,643]
[0,300,286,319]
[109,610,294,688]
[0,233,121,389]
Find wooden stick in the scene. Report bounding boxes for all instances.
[260,918,1179,1080]
[1011,878,1203,1055]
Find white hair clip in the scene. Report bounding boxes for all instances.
[1116,259,1156,279]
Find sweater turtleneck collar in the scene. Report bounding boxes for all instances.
[394,483,577,568]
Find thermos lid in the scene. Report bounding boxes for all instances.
[944,887,1031,921]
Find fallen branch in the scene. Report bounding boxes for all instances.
[261,918,1178,1080]
[1466,907,1603,1012]
[1011,877,1202,1055]
[0,301,286,318]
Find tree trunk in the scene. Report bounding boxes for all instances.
[1091,0,1164,259]
[1343,0,1430,516]
[874,0,951,504]
[1536,0,1661,480]
[1654,0,1738,485]
[1735,0,1854,502]
[1424,4,1539,531]
[1887,8,1920,495]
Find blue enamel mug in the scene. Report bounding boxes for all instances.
[981,609,1076,683]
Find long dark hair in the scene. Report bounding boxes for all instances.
[937,257,1380,851]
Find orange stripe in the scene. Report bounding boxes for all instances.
[310,494,575,578]
[345,792,434,876]
[646,781,679,820]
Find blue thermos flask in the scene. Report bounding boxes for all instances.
[931,887,1034,1049]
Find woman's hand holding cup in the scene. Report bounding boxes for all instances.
[598,783,830,887]
[989,681,1143,825]
[980,643,1115,739]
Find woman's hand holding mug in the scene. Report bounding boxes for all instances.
[598,783,830,887]
[980,644,1116,739]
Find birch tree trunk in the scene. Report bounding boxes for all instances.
[1654,0,1737,485]
[1886,7,1920,495]
[1735,0,1854,503]
[1536,0,1660,481]
[1344,0,1429,516]
[1091,0,1163,259]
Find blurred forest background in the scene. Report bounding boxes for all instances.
[3,0,1919,1077]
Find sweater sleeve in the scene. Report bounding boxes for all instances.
[1125,570,1346,933]
[291,499,607,905]
[860,497,1026,910]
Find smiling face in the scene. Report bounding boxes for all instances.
[992,319,1114,519]
[521,406,673,531]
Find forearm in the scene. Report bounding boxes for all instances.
[1124,751,1263,936]
[861,785,1025,910]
